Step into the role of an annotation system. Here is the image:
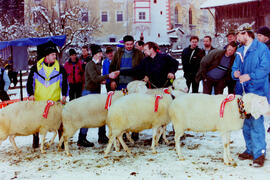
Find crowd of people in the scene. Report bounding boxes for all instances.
[0,23,269,167]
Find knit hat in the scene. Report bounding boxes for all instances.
[90,44,102,56]
[123,35,134,42]
[257,26,270,38]
[226,29,235,37]
[69,49,77,56]
[237,23,254,33]
[105,47,113,54]
[44,46,57,57]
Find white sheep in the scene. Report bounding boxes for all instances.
[59,85,148,156]
[0,101,62,153]
[168,93,270,165]
[104,93,174,156]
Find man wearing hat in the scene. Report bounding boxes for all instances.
[27,46,68,148]
[102,46,114,92]
[109,35,144,91]
[231,23,270,167]
[64,49,84,101]
[257,26,270,49]
[77,44,118,146]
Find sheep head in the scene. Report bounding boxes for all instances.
[242,93,270,119]
[173,77,188,93]
[127,80,147,94]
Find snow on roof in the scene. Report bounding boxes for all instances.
[200,0,258,9]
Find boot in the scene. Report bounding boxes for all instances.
[238,152,253,160]
[253,154,265,167]
[98,126,109,144]
[32,132,39,148]
[77,133,94,147]
[131,132,139,141]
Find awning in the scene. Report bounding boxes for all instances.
[0,35,66,50]
[200,0,258,9]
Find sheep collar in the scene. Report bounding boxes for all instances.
[163,88,175,99]
[105,91,115,110]
[154,95,163,112]
[220,94,235,118]
[237,98,251,119]
[43,100,55,119]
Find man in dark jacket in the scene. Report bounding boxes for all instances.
[118,41,179,88]
[257,26,270,49]
[109,35,144,91]
[202,36,215,56]
[196,42,237,95]
[182,36,204,93]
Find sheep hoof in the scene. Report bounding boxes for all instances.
[16,149,22,153]
[41,151,46,154]
[178,157,185,161]
[152,151,157,154]
[67,153,72,157]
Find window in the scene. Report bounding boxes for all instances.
[116,11,123,22]
[189,8,192,25]
[82,11,88,23]
[139,12,146,20]
[101,11,108,22]
[109,38,116,42]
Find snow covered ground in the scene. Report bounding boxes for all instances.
[1,70,270,180]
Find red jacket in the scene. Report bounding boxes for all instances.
[64,59,84,84]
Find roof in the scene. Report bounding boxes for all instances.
[200,0,258,9]
[0,35,66,50]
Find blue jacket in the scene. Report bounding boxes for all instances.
[231,39,270,99]
[102,58,111,84]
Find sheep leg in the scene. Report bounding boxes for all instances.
[9,136,21,153]
[226,132,234,162]
[64,136,71,156]
[125,132,134,145]
[58,136,64,151]
[118,133,131,155]
[155,127,162,146]
[175,130,185,160]
[113,138,120,152]
[162,126,169,145]
[104,135,116,157]
[221,132,231,165]
[40,132,47,154]
[151,128,158,154]
[47,130,57,148]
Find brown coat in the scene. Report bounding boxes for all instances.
[195,49,235,83]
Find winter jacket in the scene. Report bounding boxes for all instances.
[231,38,270,99]
[102,58,111,84]
[64,58,84,84]
[0,68,10,92]
[182,46,204,80]
[196,49,235,83]
[80,55,92,70]
[265,39,270,50]
[27,58,68,101]
[84,60,109,92]
[120,53,179,88]
[202,46,215,57]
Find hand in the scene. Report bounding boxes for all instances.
[239,74,250,83]
[143,76,149,82]
[234,70,241,78]
[61,96,66,104]
[101,80,106,84]
[109,71,119,79]
[110,81,117,90]
[29,95,35,101]
[167,73,175,79]
[114,70,120,77]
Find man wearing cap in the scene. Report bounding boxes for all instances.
[78,44,117,146]
[257,26,270,49]
[231,23,270,167]
[80,45,92,70]
[109,35,144,91]
[27,46,68,148]
[64,49,84,101]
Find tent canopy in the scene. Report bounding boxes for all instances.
[200,0,258,9]
[0,35,66,50]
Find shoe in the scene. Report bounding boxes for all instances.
[98,135,109,144]
[77,139,94,147]
[267,127,270,133]
[253,155,265,167]
[131,133,139,141]
[238,152,253,160]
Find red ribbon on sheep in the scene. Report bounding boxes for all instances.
[105,91,115,110]
[220,94,235,118]
[154,95,163,112]
[43,100,55,119]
